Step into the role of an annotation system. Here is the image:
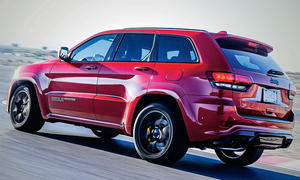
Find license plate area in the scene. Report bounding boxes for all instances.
[262,88,279,104]
[259,136,283,145]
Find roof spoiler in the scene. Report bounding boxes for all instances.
[211,31,273,54]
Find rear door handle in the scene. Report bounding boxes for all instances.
[85,65,97,70]
[134,67,150,71]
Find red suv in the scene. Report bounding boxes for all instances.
[7,28,296,166]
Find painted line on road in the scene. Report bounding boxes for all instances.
[274,160,300,171]
[1,100,7,105]
[256,154,294,165]
[293,107,300,111]
[192,148,215,154]
[193,147,300,171]
[93,135,300,171]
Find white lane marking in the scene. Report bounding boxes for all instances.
[192,147,300,171]
[274,160,300,172]
[293,107,300,111]
[191,148,215,154]
[1,100,7,105]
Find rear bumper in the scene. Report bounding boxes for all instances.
[211,130,293,149]
[182,95,294,142]
[205,124,293,137]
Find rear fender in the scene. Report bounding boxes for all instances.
[123,87,198,142]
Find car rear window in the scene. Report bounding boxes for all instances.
[157,35,198,63]
[221,48,283,74]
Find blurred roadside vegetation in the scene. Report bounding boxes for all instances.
[0,45,299,92]
[0,45,57,66]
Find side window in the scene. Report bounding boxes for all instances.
[157,35,198,63]
[114,34,154,62]
[71,34,116,62]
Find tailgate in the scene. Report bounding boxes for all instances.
[232,68,293,121]
[214,34,295,122]
[220,47,293,121]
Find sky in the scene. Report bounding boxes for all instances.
[0,0,299,72]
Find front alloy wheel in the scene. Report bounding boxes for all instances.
[11,89,30,124]
[10,84,45,132]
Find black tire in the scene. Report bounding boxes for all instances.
[9,84,45,133]
[91,128,119,139]
[133,103,188,164]
[215,148,264,166]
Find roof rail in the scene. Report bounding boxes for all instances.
[124,27,208,32]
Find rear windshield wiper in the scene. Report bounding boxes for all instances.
[267,69,284,76]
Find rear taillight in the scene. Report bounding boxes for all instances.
[207,72,252,91]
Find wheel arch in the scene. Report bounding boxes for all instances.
[7,78,47,119]
[125,92,190,142]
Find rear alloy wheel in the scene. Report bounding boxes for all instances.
[10,84,45,132]
[133,103,188,164]
[215,148,264,166]
[91,128,119,139]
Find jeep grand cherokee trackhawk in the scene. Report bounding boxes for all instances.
[7,28,296,166]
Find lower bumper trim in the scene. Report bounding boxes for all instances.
[212,131,293,149]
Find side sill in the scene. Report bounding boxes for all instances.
[47,113,123,130]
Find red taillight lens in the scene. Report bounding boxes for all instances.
[235,74,252,84]
[212,72,234,83]
[209,72,252,91]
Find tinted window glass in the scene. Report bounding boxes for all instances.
[114,34,154,62]
[157,35,197,63]
[222,48,284,74]
[71,34,116,62]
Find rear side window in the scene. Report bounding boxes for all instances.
[222,48,283,74]
[114,34,154,62]
[157,35,198,63]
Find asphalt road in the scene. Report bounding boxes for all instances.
[0,65,300,180]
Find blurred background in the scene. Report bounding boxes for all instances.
[0,0,299,71]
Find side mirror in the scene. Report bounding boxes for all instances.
[59,47,71,62]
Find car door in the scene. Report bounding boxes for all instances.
[47,34,117,119]
[94,33,156,124]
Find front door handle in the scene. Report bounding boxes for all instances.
[134,66,150,71]
[85,65,97,70]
